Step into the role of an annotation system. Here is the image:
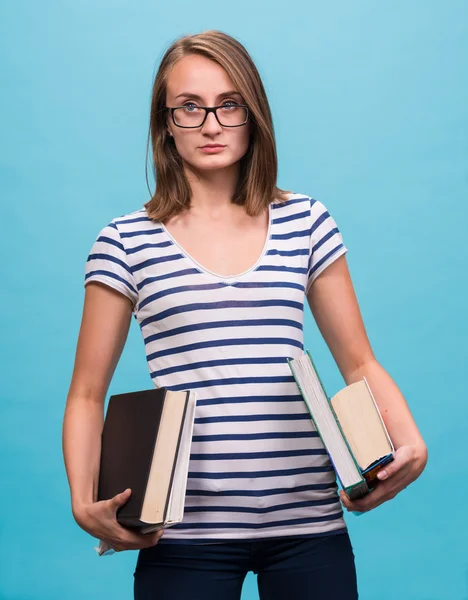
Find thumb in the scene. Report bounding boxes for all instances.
[376,448,410,481]
[111,488,132,508]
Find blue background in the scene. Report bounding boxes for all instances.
[1,1,467,599]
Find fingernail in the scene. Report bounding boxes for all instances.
[377,470,387,480]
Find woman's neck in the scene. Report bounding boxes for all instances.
[185,163,240,216]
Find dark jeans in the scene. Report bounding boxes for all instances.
[133,532,358,599]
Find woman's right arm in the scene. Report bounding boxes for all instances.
[62,282,163,551]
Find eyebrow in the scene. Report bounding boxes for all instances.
[175,91,243,101]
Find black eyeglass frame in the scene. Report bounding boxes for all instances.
[164,104,250,128]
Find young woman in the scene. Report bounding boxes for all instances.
[62,30,427,600]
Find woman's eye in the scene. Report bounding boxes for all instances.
[221,101,239,110]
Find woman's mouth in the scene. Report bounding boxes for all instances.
[199,144,226,154]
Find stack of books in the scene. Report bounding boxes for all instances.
[287,351,394,500]
[96,387,197,555]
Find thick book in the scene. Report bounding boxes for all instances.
[95,387,197,555]
[287,350,394,501]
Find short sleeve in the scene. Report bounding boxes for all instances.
[84,221,139,309]
[306,198,348,293]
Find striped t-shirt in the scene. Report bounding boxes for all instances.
[84,192,349,542]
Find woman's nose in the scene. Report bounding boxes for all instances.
[201,110,223,134]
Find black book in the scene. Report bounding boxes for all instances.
[97,387,197,536]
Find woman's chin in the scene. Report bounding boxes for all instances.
[189,158,238,173]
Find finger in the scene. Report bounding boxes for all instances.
[138,528,164,547]
[343,482,395,513]
[151,529,165,544]
[339,490,352,510]
[117,527,164,549]
[376,459,409,482]
[110,489,132,510]
[343,493,374,513]
[339,489,370,512]
[354,490,394,513]
[121,530,162,548]
[376,448,413,481]
[340,483,385,512]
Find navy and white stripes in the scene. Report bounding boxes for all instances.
[85,192,348,542]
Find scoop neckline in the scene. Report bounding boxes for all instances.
[159,202,274,282]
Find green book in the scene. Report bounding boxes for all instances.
[287,350,394,501]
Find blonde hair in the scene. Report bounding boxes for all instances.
[144,30,291,222]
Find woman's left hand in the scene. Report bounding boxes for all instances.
[340,444,427,513]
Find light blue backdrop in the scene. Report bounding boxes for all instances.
[1,1,467,599]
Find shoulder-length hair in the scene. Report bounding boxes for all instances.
[144,30,291,222]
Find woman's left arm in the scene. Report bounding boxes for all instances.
[307,254,428,513]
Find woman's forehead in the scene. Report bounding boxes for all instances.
[166,55,238,100]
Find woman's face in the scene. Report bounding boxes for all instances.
[165,54,251,174]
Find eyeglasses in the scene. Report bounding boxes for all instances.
[165,103,250,128]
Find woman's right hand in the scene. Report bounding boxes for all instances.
[73,488,164,552]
